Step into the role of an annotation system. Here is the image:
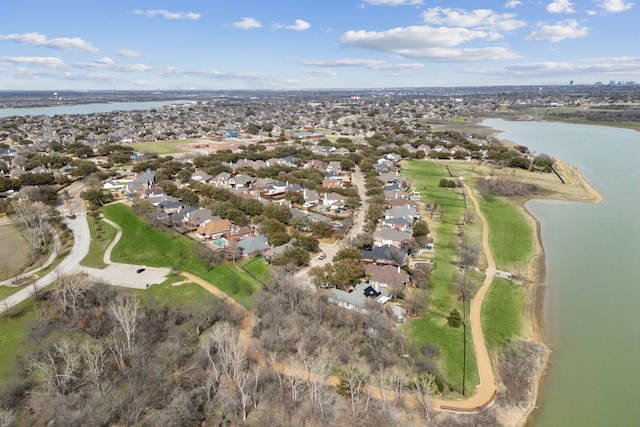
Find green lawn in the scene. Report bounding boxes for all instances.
[482,278,525,351]
[133,274,218,308]
[0,285,27,300]
[80,213,118,268]
[0,300,37,380]
[402,160,481,393]
[478,193,533,270]
[126,139,192,154]
[103,204,261,307]
[241,257,270,284]
[0,224,31,281]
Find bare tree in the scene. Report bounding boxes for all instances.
[410,372,439,420]
[12,198,52,258]
[55,272,88,319]
[28,339,83,395]
[224,239,242,263]
[81,341,107,397]
[338,363,369,413]
[108,293,140,358]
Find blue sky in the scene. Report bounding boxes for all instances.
[0,0,637,90]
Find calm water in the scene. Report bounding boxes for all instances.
[0,100,190,118]
[483,119,640,427]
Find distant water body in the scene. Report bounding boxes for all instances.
[0,100,190,118]
[483,119,640,427]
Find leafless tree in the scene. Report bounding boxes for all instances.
[81,341,107,397]
[224,239,242,263]
[410,372,439,420]
[338,363,369,413]
[28,339,83,395]
[55,272,88,319]
[12,198,52,261]
[108,293,140,358]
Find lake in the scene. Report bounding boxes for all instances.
[483,119,640,427]
[0,100,190,118]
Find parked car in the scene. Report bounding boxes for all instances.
[318,253,326,260]
[136,268,146,273]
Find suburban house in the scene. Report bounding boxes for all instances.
[158,199,186,215]
[360,246,408,266]
[303,189,320,207]
[322,192,347,210]
[227,225,256,242]
[229,173,254,188]
[237,235,270,258]
[365,264,410,291]
[183,208,218,230]
[327,282,392,313]
[125,170,156,194]
[380,216,412,233]
[196,219,232,239]
[191,169,213,183]
[373,228,412,248]
[385,204,420,223]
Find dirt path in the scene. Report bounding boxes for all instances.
[433,180,498,412]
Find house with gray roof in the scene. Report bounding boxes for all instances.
[238,235,270,258]
[373,228,412,248]
[327,282,391,313]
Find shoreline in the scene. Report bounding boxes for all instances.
[516,161,602,427]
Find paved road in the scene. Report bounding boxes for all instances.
[0,181,90,314]
[294,166,369,286]
[0,184,170,315]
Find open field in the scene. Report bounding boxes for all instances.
[0,300,37,380]
[125,139,193,154]
[80,213,118,268]
[103,204,261,308]
[482,277,525,352]
[401,160,480,394]
[241,257,270,284]
[478,193,534,271]
[132,274,219,308]
[0,224,31,281]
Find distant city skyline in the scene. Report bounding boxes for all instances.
[0,1,638,91]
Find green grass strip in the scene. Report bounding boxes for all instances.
[482,278,524,351]
[103,204,261,308]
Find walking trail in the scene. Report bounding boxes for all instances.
[433,180,498,412]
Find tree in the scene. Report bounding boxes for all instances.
[333,247,363,262]
[81,341,108,397]
[108,293,140,359]
[55,272,88,319]
[412,220,429,238]
[224,239,242,263]
[28,339,82,395]
[330,258,365,288]
[296,235,319,252]
[447,309,462,328]
[337,363,368,413]
[409,372,440,420]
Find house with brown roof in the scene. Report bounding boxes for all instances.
[365,264,409,291]
[196,219,232,239]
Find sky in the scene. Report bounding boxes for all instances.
[0,0,638,90]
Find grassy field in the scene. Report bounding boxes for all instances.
[133,274,218,308]
[401,160,480,393]
[103,204,261,308]
[125,139,192,154]
[0,224,31,281]
[478,193,533,271]
[80,213,118,268]
[0,300,37,380]
[241,257,270,284]
[482,278,525,351]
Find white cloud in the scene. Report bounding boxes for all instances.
[133,9,201,20]
[94,57,114,65]
[1,56,65,68]
[0,32,99,53]
[362,0,423,5]
[233,17,262,30]
[547,1,576,13]
[287,19,311,31]
[305,69,337,77]
[505,1,523,8]
[340,25,519,61]
[117,49,142,58]
[599,0,634,12]
[526,19,589,42]
[299,58,423,70]
[422,7,526,31]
